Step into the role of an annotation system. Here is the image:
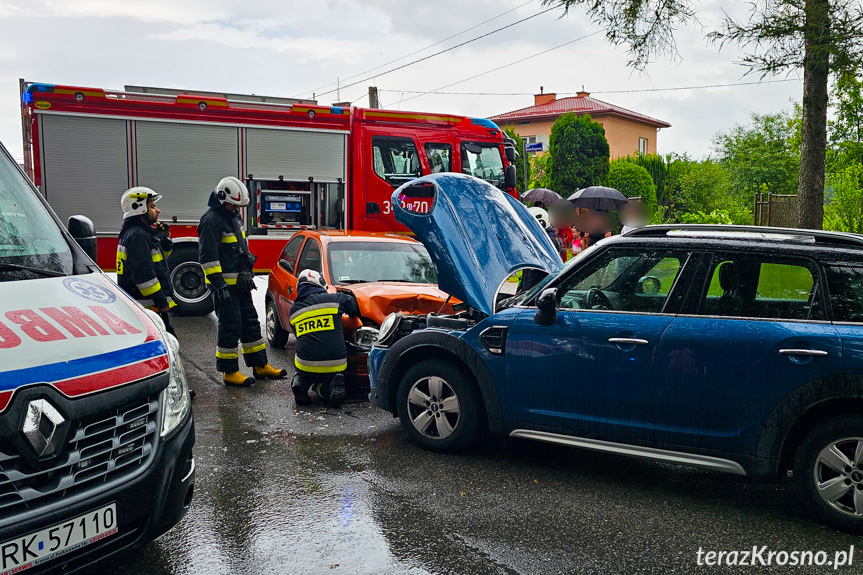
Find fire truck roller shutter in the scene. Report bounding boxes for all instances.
[40,114,129,235]
[246,129,346,182]
[135,121,238,317]
[135,121,240,222]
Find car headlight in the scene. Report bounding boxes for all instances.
[161,332,191,438]
[354,326,380,347]
[376,312,402,346]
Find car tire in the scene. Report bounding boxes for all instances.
[793,415,863,533]
[266,299,289,348]
[168,244,214,316]
[396,358,484,452]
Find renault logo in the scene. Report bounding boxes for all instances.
[22,399,66,457]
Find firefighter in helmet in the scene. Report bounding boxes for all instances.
[117,187,177,335]
[289,269,360,408]
[198,176,287,387]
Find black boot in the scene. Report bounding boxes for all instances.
[328,373,345,409]
[291,373,312,406]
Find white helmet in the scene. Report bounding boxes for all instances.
[121,187,162,219]
[297,269,327,288]
[528,206,549,229]
[215,176,250,207]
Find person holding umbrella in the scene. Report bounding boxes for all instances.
[569,186,629,249]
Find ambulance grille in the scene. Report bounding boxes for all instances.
[0,394,160,516]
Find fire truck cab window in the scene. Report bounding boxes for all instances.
[461,142,505,190]
[372,136,422,187]
[424,143,452,173]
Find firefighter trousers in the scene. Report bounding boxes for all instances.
[214,288,268,373]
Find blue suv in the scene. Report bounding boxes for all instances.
[368,174,863,533]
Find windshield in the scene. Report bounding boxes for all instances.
[328,241,437,286]
[460,142,505,190]
[0,151,73,281]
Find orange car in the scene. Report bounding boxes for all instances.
[265,230,456,385]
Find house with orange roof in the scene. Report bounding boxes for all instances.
[490,88,671,158]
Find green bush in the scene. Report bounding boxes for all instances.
[606,161,657,210]
[675,160,753,224]
[823,162,863,233]
[678,210,734,224]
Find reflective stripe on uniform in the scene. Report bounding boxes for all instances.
[150,249,164,263]
[139,296,177,310]
[164,250,172,259]
[137,277,162,296]
[221,232,238,244]
[216,346,239,359]
[206,272,238,286]
[295,356,347,373]
[116,245,127,275]
[201,260,222,276]
[290,303,340,325]
[241,338,266,354]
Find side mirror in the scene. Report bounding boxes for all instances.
[505,164,517,190]
[505,146,516,163]
[533,287,558,326]
[68,215,97,261]
[279,259,294,274]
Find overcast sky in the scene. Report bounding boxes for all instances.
[0,0,804,162]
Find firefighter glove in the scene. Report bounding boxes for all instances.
[211,283,231,306]
[238,270,257,292]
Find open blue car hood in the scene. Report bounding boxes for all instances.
[392,174,563,316]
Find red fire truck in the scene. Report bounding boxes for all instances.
[20,80,517,315]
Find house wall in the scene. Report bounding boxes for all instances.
[502,114,661,159]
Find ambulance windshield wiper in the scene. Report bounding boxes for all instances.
[0,262,67,277]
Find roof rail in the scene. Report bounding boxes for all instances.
[623,224,863,248]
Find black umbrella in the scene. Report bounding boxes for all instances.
[568,186,629,211]
[522,187,561,206]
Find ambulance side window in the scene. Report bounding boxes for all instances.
[296,239,322,275]
[371,136,422,187]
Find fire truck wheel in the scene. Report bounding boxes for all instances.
[168,244,215,316]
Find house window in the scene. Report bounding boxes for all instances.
[519,121,531,126]
[638,137,648,155]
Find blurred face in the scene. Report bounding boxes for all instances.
[620,202,649,226]
[225,203,239,212]
[576,211,612,233]
[146,199,160,224]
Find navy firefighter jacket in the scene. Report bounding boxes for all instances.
[289,281,360,374]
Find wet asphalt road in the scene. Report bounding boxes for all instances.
[98,278,860,575]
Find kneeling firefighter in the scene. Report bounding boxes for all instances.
[198,176,287,387]
[290,269,360,408]
[117,187,177,335]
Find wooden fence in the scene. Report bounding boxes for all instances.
[754,193,798,227]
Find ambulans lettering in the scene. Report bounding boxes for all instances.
[5,310,66,343]
[0,321,21,349]
[295,316,334,336]
[41,306,110,338]
[88,306,142,336]
[0,305,141,347]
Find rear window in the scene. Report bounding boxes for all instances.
[826,266,863,323]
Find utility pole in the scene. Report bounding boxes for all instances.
[369,86,380,109]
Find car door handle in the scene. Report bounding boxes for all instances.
[608,338,649,346]
[779,349,828,357]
